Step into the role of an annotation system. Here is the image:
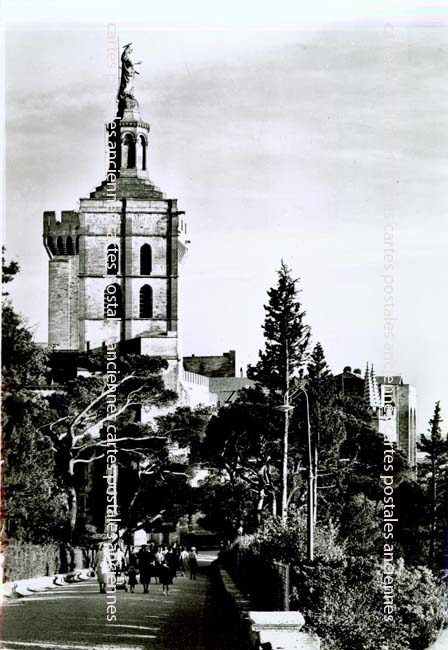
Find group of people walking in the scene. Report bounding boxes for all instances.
[94,542,199,596]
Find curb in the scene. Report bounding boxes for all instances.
[211,561,256,647]
[1,569,93,599]
[212,561,320,650]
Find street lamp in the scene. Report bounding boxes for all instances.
[275,384,314,562]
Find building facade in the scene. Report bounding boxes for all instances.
[42,72,252,405]
[43,91,188,391]
[335,364,417,468]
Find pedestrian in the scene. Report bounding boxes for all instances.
[138,545,152,593]
[94,542,111,593]
[158,559,173,596]
[165,546,178,580]
[115,545,126,572]
[155,546,164,567]
[179,546,189,577]
[147,547,158,584]
[188,546,198,580]
[127,564,138,593]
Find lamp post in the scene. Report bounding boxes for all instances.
[275,385,314,562]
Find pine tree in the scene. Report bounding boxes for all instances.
[248,261,311,521]
[418,401,448,567]
[305,343,344,524]
[248,260,311,396]
[306,342,334,413]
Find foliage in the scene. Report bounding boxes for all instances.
[296,343,346,521]
[338,493,383,557]
[234,517,447,650]
[418,401,448,567]
[247,260,311,396]
[3,410,69,542]
[394,479,429,566]
[197,475,259,540]
[156,405,213,464]
[2,246,20,296]
[2,251,68,542]
[40,352,177,538]
[2,303,50,390]
[200,385,283,524]
[247,508,345,565]
[292,559,447,650]
[3,540,60,582]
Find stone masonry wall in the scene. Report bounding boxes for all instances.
[76,198,181,353]
[48,256,79,350]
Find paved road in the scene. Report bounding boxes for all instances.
[0,553,247,650]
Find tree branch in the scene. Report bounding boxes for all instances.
[72,453,105,466]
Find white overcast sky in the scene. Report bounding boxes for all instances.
[2,2,448,431]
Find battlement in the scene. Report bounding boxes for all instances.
[43,211,80,257]
[43,211,80,234]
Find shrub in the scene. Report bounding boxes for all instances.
[292,559,447,650]
[231,513,447,650]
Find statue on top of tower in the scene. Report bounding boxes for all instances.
[117,43,142,103]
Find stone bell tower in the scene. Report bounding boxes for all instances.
[43,46,188,389]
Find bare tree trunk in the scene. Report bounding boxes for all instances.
[257,484,265,522]
[67,458,77,540]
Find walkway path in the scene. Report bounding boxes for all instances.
[0,553,247,650]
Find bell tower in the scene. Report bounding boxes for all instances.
[43,46,189,390]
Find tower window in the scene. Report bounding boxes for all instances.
[139,285,153,318]
[140,244,152,275]
[122,133,135,169]
[56,236,64,255]
[66,236,74,255]
[107,243,119,275]
[140,135,147,171]
[104,283,123,319]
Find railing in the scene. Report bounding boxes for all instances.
[221,545,290,611]
[273,561,290,611]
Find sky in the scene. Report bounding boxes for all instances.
[3,6,448,432]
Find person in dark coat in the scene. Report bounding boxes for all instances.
[158,559,173,595]
[164,547,178,580]
[138,545,152,593]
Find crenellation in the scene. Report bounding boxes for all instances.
[43,210,80,233]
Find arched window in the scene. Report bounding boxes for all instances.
[140,135,147,171]
[66,236,74,255]
[56,236,64,255]
[104,283,123,319]
[107,243,119,275]
[140,244,152,275]
[122,133,135,169]
[139,285,153,318]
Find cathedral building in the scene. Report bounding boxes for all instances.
[43,47,250,404]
